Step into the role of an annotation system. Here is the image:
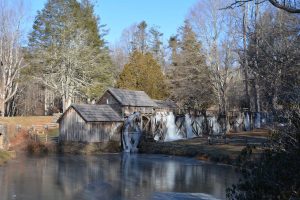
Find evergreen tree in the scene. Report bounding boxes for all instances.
[168,36,179,66]
[149,26,165,69]
[169,20,215,110]
[26,0,113,111]
[131,21,148,53]
[116,51,168,99]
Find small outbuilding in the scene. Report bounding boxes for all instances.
[58,104,123,143]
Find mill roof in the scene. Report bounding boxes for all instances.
[58,104,123,122]
[107,88,158,107]
[153,100,177,109]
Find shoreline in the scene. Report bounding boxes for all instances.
[5,131,267,166]
[139,136,265,165]
[139,140,237,165]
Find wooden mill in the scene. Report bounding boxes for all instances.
[58,88,176,145]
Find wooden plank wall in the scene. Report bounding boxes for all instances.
[59,108,123,143]
[97,91,123,115]
[123,106,154,116]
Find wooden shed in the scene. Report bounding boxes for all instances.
[58,104,123,143]
[98,88,158,116]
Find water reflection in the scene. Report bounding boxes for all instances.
[0,154,238,200]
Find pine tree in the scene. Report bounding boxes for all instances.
[26,0,113,111]
[149,26,165,69]
[131,21,148,53]
[169,20,215,110]
[116,51,168,99]
[168,36,179,66]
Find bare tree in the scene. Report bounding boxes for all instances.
[189,0,238,118]
[225,0,300,13]
[0,0,26,116]
[110,44,129,75]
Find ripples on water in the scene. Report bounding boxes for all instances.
[0,154,238,200]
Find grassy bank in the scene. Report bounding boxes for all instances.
[0,116,54,139]
[0,116,57,162]
[139,130,269,165]
[0,150,15,166]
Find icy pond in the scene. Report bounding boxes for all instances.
[0,154,239,200]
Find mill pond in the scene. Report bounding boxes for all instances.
[0,154,239,200]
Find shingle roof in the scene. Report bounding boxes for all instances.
[153,100,177,109]
[107,88,157,107]
[67,104,123,122]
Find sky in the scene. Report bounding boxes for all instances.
[25,0,198,45]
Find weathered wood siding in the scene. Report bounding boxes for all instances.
[59,107,123,143]
[97,91,123,116]
[153,107,176,113]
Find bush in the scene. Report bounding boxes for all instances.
[227,111,300,200]
[27,142,49,155]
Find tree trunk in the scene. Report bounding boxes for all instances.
[254,0,261,128]
[0,99,4,117]
[243,3,251,110]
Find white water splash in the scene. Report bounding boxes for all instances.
[235,114,243,131]
[254,112,261,128]
[244,112,250,131]
[185,114,194,139]
[164,112,182,142]
[209,116,221,135]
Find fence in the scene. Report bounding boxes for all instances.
[0,124,8,150]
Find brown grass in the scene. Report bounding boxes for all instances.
[227,128,271,138]
[0,150,15,166]
[139,130,268,165]
[9,131,31,151]
[0,116,53,126]
[0,116,54,139]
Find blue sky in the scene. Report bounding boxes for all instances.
[25,0,198,45]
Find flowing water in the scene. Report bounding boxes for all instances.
[0,154,239,200]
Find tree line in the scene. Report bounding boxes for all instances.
[0,0,298,118]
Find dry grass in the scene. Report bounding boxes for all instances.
[0,150,15,166]
[0,116,54,139]
[47,128,59,137]
[0,116,53,126]
[140,129,269,165]
[227,128,271,138]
